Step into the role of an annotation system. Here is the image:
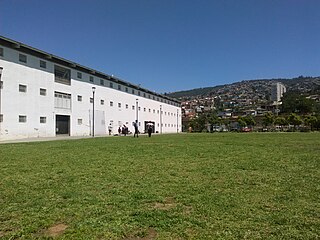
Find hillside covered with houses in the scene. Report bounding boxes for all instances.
[167,76,320,132]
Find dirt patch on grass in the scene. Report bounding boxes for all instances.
[152,197,177,210]
[0,231,5,237]
[124,228,157,240]
[44,223,68,237]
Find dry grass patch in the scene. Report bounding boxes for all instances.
[43,223,68,237]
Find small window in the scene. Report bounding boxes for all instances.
[148,94,151,99]
[132,105,135,110]
[143,93,146,97]
[149,109,151,112]
[118,85,121,90]
[40,60,46,68]
[19,84,27,93]
[40,117,46,123]
[90,76,94,82]
[125,104,128,109]
[144,108,146,112]
[157,110,159,114]
[78,119,83,125]
[125,87,128,92]
[109,82,113,88]
[77,95,82,102]
[0,81,3,89]
[77,72,82,79]
[0,114,3,122]
[100,79,104,85]
[138,91,140,96]
[90,98,93,103]
[110,101,113,107]
[19,115,27,123]
[153,109,155,113]
[138,107,141,111]
[101,99,104,105]
[153,96,155,100]
[19,54,27,63]
[40,88,47,96]
[0,48,3,57]
[118,103,121,108]
[132,89,135,94]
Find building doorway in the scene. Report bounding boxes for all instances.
[56,115,70,135]
[144,121,155,133]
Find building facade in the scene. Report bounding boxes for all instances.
[271,82,286,102]
[0,36,181,140]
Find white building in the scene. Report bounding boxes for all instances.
[271,82,286,102]
[0,36,181,140]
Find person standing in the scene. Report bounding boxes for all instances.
[133,120,139,138]
[148,125,152,137]
[108,124,112,135]
[118,127,121,136]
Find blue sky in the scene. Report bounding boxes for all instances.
[1,0,319,93]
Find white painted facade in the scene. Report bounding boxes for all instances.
[0,37,181,140]
[271,82,286,102]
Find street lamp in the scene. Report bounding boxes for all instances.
[92,86,96,137]
[136,98,139,123]
[160,105,162,134]
[177,109,179,133]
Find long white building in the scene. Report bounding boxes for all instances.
[271,82,286,102]
[0,36,181,140]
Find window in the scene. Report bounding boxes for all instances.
[109,82,113,88]
[138,91,140,96]
[54,92,71,109]
[40,60,46,68]
[19,54,27,63]
[77,95,82,101]
[40,88,46,96]
[90,76,94,82]
[40,117,46,123]
[125,87,128,92]
[19,84,27,93]
[0,81,3,89]
[110,101,113,107]
[100,79,104,85]
[118,103,121,108]
[153,109,155,113]
[138,107,141,111]
[90,98,93,103]
[153,96,155,100]
[157,110,159,114]
[0,114,3,122]
[143,93,146,97]
[132,105,135,110]
[78,119,83,125]
[132,89,135,94]
[125,104,128,109]
[54,65,71,85]
[101,99,104,105]
[144,108,146,112]
[148,94,151,99]
[149,109,151,112]
[77,72,82,79]
[118,85,121,90]
[19,115,27,123]
[0,47,3,57]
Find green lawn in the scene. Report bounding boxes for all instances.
[0,133,319,239]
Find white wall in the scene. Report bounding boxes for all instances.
[0,44,182,140]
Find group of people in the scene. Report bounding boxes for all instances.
[118,125,129,136]
[108,120,153,138]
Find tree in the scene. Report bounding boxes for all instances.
[274,117,287,126]
[263,112,274,127]
[287,113,303,130]
[243,115,256,128]
[304,115,318,131]
[281,92,315,114]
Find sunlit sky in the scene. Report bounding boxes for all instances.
[1,0,319,93]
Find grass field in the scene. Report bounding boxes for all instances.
[0,133,319,239]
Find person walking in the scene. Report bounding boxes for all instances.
[133,120,139,138]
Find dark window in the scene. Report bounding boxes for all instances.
[138,91,140,96]
[90,76,94,82]
[19,115,27,123]
[0,48,3,57]
[101,99,104,105]
[90,98,93,103]
[77,95,82,101]
[40,60,46,68]
[0,81,3,89]
[110,101,113,107]
[110,82,113,88]
[54,65,71,85]
[132,89,135,94]
[19,54,27,63]
[118,85,121,90]
[100,79,104,85]
[0,114,3,122]
[40,117,46,123]
[19,84,27,93]
[77,72,82,79]
[125,87,128,92]
[40,88,47,96]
